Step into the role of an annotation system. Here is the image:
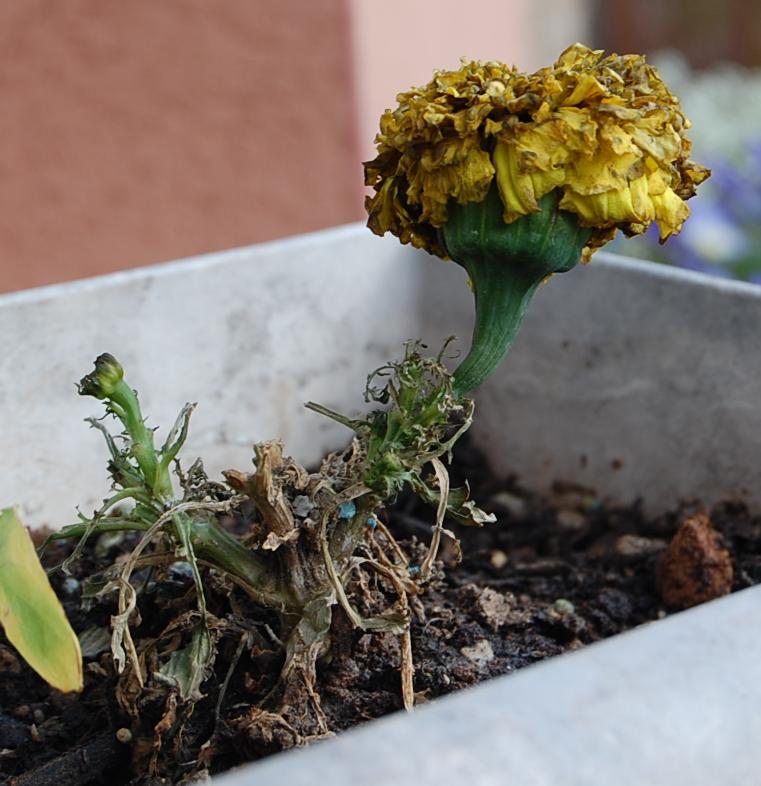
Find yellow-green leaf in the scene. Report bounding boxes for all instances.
[0,507,83,692]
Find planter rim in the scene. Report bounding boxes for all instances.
[596,248,761,298]
[3,222,759,307]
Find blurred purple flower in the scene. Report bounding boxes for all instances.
[707,155,761,221]
[671,196,748,264]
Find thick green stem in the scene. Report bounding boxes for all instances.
[441,185,592,395]
[189,516,283,608]
[108,379,171,498]
[451,261,538,396]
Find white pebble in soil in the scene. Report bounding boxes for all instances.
[460,639,495,665]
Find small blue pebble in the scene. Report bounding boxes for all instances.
[169,561,194,580]
[366,515,378,529]
[338,501,357,519]
[408,564,421,576]
[62,577,80,595]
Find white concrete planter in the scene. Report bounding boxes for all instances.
[1,225,760,785]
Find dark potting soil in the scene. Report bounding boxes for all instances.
[2,438,760,785]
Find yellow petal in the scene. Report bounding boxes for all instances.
[628,175,656,223]
[627,120,682,163]
[652,187,690,240]
[418,136,495,217]
[567,148,641,195]
[555,107,598,148]
[599,123,638,156]
[494,143,542,220]
[555,43,605,70]
[513,121,576,170]
[559,174,655,226]
[563,73,608,106]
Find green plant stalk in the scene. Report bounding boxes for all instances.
[106,378,170,498]
[48,517,151,541]
[188,516,281,607]
[48,512,277,606]
[441,185,592,395]
[449,260,540,397]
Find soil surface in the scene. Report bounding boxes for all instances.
[2,439,760,784]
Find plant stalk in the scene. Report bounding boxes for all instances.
[451,260,539,395]
[441,185,591,395]
[188,516,282,607]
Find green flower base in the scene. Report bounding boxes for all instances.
[441,185,592,395]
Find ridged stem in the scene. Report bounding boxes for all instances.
[451,260,538,395]
[442,185,591,395]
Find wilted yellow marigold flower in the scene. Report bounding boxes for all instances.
[365,43,710,260]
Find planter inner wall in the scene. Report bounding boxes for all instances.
[0,227,421,526]
[3,224,761,786]
[421,249,761,513]
[3,224,761,525]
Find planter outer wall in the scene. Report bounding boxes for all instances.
[218,583,761,786]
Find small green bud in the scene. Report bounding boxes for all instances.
[78,353,125,399]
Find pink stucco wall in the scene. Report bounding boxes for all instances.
[0,1,590,293]
[0,1,361,292]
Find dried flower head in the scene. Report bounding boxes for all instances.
[364,43,710,260]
